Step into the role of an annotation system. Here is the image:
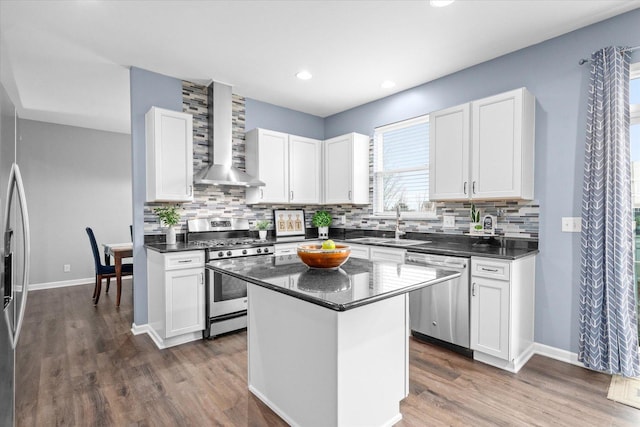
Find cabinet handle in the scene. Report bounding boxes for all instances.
[463,182,467,195]
[481,267,498,272]
[260,189,264,199]
[472,282,477,296]
[348,190,352,201]
[200,273,204,284]
[290,190,294,201]
[178,259,193,263]
[189,185,193,196]
[472,181,477,194]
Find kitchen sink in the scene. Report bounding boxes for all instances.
[346,237,430,247]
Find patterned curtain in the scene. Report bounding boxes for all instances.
[579,46,640,377]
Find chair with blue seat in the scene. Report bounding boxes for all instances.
[86,227,133,305]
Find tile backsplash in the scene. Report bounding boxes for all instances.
[144,81,539,240]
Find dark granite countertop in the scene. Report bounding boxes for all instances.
[145,229,538,260]
[206,255,460,311]
[145,241,207,253]
[333,229,538,260]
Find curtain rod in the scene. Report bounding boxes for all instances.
[579,45,640,65]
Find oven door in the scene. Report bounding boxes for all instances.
[207,267,248,317]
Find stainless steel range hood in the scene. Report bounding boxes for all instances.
[194,81,265,187]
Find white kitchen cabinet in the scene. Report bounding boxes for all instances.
[289,134,323,204]
[429,104,471,200]
[323,133,370,204]
[348,243,370,260]
[429,88,535,201]
[147,250,205,348]
[369,246,406,264]
[145,107,194,202]
[470,255,536,373]
[246,129,322,204]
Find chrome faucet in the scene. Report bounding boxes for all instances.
[395,205,405,240]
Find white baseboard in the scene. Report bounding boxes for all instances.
[131,323,152,336]
[29,276,132,291]
[533,342,584,367]
[130,322,201,350]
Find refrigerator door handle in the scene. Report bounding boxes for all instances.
[4,163,31,349]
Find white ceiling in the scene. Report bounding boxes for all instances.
[1,0,639,134]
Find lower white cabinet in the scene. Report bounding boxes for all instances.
[470,255,536,373]
[348,243,370,260]
[147,250,205,348]
[369,247,406,264]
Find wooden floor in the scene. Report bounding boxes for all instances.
[16,282,640,426]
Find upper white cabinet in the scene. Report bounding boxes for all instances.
[429,88,535,201]
[145,107,194,202]
[323,133,369,204]
[429,104,471,200]
[246,129,322,204]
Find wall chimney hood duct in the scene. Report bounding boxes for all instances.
[194,81,265,187]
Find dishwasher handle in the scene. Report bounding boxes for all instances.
[405,257,467,270]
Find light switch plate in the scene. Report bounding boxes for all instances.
[561,217,582,232]
[443,215,455,228]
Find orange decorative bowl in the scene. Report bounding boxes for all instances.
[297,244,351,269]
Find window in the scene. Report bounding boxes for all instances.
[373,115,432,216]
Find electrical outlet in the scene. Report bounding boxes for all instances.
[63,264,71,273]
[340,214,346,225]
[561,217,582,233]
[443,215,455,228]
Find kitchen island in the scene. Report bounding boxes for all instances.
[207,255,460,427]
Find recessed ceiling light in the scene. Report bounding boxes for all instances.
[296,70,313,80]
[381,80,396,89]
[430,0,455,7]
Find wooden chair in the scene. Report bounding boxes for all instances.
[86,227,133,305]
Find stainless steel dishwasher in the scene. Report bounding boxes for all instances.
[406,252,471,355]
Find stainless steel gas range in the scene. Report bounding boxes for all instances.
[186,217,274,339]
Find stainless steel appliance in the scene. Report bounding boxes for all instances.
[186,218,274,339]
[406,252,471,355]
[1,82,31,427]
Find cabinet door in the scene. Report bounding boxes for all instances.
[471,89,523,199]
[255,129,290,203]
[369,247,406,264]
[146,107,194,202]
[349,244,370,260]
[470,277,510,360]
[429,104,470,201]
[324,135,353,204]
[165,267,205,338]
[289,135,322,204]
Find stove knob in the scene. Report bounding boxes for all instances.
[263,247,269,253]
[257,248,262,254]
[218,251,224,257]
[226,251,232,257]
[242,249,247,255]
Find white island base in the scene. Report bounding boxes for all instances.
[247,284,409,427]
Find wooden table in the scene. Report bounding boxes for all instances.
[103,243,133,307]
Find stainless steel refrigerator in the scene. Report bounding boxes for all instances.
[1,82,31,427]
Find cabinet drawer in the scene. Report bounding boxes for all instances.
[349,244,370,260]
[471,258,510,281]
[369,247,406,264]
[164,251,205,270]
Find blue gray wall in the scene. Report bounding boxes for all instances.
[245,98,324,140]
[130,67,183,326]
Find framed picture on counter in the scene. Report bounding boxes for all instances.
[273,209,306,238]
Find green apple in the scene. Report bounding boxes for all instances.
[321,239,336,250]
